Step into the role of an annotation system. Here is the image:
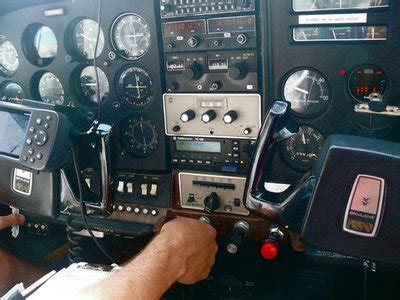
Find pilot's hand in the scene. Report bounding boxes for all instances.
[160,217,218,285]
[0,214,25,230]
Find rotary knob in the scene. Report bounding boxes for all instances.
[236,33,248,45]
[204,192,220,214]
[187,36,199,48]
[228,62,248,80]
[201,110,217,123]
[180,110,196,123]
[223,110,238,124]
[183,63,203,81]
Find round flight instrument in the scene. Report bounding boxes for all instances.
[283,68,331,117]
[38,72,65,105]
[34,26,58,59]
[283,126,325,171]
[23,24,58,66]
[348,65,389,102]
[111,13,151,60]
[71,18,105,59]
[1,82,25,100]
[117,66,153,109]
[79,66,109,104]
[121,116,159,157]
[0,41,19,77]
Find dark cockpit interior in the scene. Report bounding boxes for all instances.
[0,0,399,298]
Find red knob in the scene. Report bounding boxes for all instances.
[260,241,279,260]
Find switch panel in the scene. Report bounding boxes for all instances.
[163,93,261,139]
[179,171,249,216]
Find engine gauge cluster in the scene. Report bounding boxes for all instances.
[283,68,331,117]
[117,66,154,109]
[348,65,389,102]
[282,126,325,171]
[0,40,19,77]
[111,13,151,60]
[121,116,159,157]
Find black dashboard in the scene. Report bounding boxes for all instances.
[0,0,399,237]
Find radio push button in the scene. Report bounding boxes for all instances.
[34,130,48,146]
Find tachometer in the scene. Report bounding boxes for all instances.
[283,126,325,171]
[121,116,159,157]
[117,66,153,109]
[71,18,104,59]
[0,41,19,77]
[111,13,151,60]
[38,72,64,105]
[348,65,389,103]
[283,68,331,117]
[79,66,109,104]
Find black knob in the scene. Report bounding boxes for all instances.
[210,81,222,91]
[183,63,203,81]
[187,36,199,48]
[180,110,196,123]
[228,62,248,80]
[226,221,250,254]
[243,127,252,135]
[201,110,217,123]
[167,82,179,92]
[204,192,220,214]
[223,110,238,124]
[172,125,181,132]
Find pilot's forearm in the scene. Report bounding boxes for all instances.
[80,233,184,300]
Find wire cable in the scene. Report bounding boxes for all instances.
[71,147,115,263]
[93,0,103,123]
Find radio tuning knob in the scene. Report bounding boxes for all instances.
[204,192,221,214]
[183,63,203,81]
[228,62,248,80]
[187,36,199,48]
[180,110,196,123]
[223,110,238,124]
[236,33,248,45]
[201,110,217,123]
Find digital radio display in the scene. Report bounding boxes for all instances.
[176,140,221,153]
[0,111,30,158]
[208,16,256,34]
[162,20,206,37]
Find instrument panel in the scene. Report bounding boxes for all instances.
[0,0,398,235]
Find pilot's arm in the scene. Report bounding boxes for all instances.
[78,217,218,300]
[0,213,45,295]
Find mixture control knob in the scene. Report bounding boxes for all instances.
[183,63,203,81]
[226,221,250,254]
[204,192,220,214]
[201,110,217,123]
[187,36,199,48]
[228,62,248,80]
[236,33,248,45]
[180,110,196,123]
[223,110,238,124]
